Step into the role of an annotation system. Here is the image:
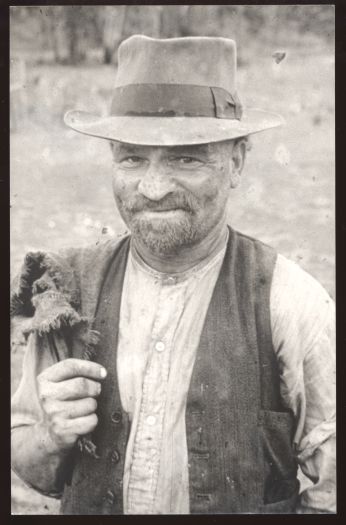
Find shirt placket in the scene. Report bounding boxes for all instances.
[127,277,186,514]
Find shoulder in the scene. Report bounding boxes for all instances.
[58,234,130,278]
[272,253,333,310]
[231,229,277,285]
[59,234,131,319]
[271,253,334,357]
[233,229,276,254]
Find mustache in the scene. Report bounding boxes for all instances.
[123,193,199,214]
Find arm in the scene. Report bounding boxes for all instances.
[11,332,107,496]
[295,321,336,513]
[11,423,73,497]
[11,331,63,496]
[271,254,336,513]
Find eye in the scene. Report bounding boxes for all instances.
[180,157,196,164]
[170,156,202,166]
[119,156,144,168]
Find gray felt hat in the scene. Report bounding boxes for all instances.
[64,35,283,146]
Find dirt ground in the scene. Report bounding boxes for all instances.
[10,47,334,514]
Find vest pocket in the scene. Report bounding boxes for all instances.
[259,483,300,514]
[258,409,299,509]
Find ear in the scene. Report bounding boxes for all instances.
[109,140,117,159]
[229,138,247,188]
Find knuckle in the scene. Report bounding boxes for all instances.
[76,377,87,394]
[57,416,68,431]
[51,418,62,435]
[67,358,80,376]
[38,390,47,404]
[37,376,47,393]
[38,386,51,405]
[58,409,68,421]
[59,404,73,419]
[42,399,54,415]
[92,381,102,396]
[37,373,45,384]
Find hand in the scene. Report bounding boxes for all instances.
[37,358,107,452]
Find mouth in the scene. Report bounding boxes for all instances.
[139,208,187,217]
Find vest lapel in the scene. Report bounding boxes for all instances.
[186,227,263,513]
[61,236,131,514]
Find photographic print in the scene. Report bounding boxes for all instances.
[10,5,335,515]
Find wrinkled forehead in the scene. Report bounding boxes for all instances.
[110,140,233,157]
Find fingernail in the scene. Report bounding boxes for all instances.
[99,367,107,378]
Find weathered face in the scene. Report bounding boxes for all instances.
[111,140,245,256]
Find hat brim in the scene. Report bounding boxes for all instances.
[64,109,284,146]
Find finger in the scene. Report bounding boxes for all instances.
[40,358,107,383]
[60,413,99,436]
[64,398,98,418]
[41,377,102,401]
[44,398,98,419]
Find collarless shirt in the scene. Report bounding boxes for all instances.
[119,238,229,514]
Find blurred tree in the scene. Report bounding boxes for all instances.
[65,7,85,64]
[101,6,127,64]
[160,6,189,37]
[242,6,266,35]
[123,6,162,40]
[184,6,221,37]
[10,5,335,65]
[98,6,162,63]
[35,6,88,64]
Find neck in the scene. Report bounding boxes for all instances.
[132,219,229,274]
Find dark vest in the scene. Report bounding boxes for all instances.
[60,228,299,514]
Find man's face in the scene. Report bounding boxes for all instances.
[111,140,244,256]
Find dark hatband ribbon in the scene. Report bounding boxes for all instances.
[110,84,243,120]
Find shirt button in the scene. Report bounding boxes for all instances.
[155,341,165,352]
[111,410,122,424]
[103,489,115,505]
[110,450,120,463]
[146,415,156,426]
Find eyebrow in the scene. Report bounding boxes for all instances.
[112,143,138,155]
[166,145,211,156]
[112,143,212,156]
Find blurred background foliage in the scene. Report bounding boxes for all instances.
[11,5,334,514]
[10,5,334,131]
[10,5,334,65]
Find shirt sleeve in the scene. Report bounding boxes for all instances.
[11,330,59,431]
[270,254,335,513]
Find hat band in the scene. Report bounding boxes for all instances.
[110,84,243,120]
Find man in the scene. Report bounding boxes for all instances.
[11,35,335,514]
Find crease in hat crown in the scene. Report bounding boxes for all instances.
[64,34,284,146]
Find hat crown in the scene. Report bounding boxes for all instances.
[115,35,237,94]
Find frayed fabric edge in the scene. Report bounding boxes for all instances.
[11,250,80,318]
[26,311,88,337]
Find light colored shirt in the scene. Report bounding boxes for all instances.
[11,238,335,514]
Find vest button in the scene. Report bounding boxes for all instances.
[111,410,122,424]
[103,489,115,505]
[111,450,120,463]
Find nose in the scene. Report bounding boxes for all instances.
[137,162,175,201]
